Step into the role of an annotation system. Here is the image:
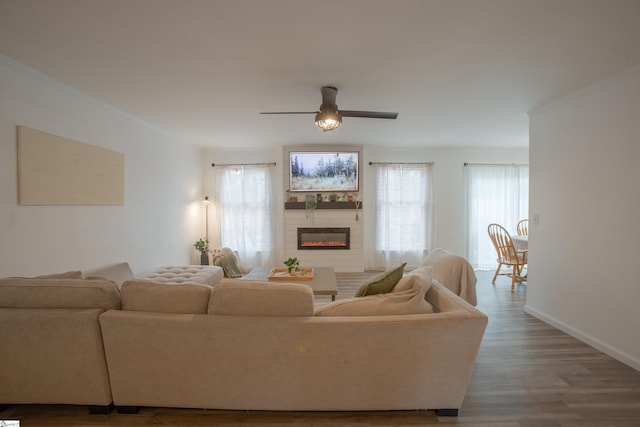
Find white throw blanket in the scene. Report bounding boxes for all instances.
[212,247,243,278]
[421,248,477,306]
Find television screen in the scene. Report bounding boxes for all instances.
[289,151,359,193]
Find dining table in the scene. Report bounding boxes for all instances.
[512,234,528,251]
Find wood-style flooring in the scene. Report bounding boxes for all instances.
[2,270,639,426]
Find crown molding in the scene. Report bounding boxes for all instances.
[528,63,640,118]
[0,53,176,139]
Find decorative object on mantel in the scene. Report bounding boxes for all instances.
[354,198,361,221]
[305,194,317,220]
[286,189,298,202]
[194,238,210,265]
[284,200,360,209]
[329,193,338,202]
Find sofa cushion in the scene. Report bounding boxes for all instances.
[121,280,212,314]
[83,262,135,288]
[209,280,314,316]
[0,278,121,309]
[36,270,84,279]
[315,268,433,316]
[354,263,406,297]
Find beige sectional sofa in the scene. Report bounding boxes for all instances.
[0,263,487,416]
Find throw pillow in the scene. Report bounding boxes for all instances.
[82,262,135,287]
[354,262,406,297]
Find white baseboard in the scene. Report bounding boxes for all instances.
[523,304,640,372]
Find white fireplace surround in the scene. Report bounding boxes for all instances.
[284,209,363,273]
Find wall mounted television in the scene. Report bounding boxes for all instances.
[289,151,359,193]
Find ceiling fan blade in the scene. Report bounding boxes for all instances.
[340,110,399,120]
[260,111,318,115]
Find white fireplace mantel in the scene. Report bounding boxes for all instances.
[283,208,364,273]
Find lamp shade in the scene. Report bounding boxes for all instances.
[315,108,342,131]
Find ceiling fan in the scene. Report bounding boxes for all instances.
[260,86,398,131]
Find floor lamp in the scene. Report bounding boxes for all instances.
[202,196,210,240]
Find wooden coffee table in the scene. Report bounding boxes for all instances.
[241,266,337,301]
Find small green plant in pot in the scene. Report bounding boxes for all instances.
[194,238,210,265]
[283,257,301,275]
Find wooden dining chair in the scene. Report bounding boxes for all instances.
[488,223,527,291]
[517,219,529,236]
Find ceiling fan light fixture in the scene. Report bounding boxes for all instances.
[314,107,342,131]
[261,86,397,130]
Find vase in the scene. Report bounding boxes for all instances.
[200,252,209,265]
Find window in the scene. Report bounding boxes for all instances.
[466,164,528,269]
[369,163,434,269]
[213,164,277,269]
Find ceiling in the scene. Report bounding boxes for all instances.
[1,0,640,150]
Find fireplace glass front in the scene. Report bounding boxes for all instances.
[297,227,350,250]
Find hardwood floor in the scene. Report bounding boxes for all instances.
[2,270,639,426]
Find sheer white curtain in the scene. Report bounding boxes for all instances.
[213,164,277,270]
[369,163,434,270]
[466,164,528,269]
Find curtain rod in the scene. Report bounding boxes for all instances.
[464,162,528,167]
[368,161,434,166]
[211,162,276,167]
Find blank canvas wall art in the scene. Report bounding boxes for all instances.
[17,126,124,205]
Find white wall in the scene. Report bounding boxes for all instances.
[204,145,528,268]
[0,57,204,277]
[526,65,640,370]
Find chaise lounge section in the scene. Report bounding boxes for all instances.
[0,273,120,413]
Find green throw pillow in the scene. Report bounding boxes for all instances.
[355,263,406,297]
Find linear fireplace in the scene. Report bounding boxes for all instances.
[297,227,350,250]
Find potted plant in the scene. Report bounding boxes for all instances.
[194,238,210,265]
[283,257,301,275]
